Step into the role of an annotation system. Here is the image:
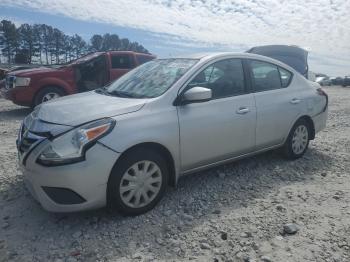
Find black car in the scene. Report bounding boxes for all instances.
[247,45,309,79]
[332,77,344,86]
[343,76,350,87]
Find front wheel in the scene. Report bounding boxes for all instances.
[33,86,65,107]
[283,119,310,159]
[107,148,168,216]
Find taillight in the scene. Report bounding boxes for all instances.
[316,88,328,112]
[317,88,327,97]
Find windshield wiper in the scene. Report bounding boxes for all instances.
[107,90,145,98]
[94,87,111,96]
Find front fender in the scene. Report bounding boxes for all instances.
[37,77,75,95]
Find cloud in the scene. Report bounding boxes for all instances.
[1,0,350,74]
[0,15,30,27]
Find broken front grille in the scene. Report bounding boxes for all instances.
[5,75,15,89]
[17,123,47,165]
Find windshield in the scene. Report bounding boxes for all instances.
[65,52,105,66]
[105,58,198,98]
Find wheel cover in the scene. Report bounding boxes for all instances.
[119,160,162,208]
[42,92,60,102]
[292,124,308,154]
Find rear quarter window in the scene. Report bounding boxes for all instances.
[249,60,293,92]
[279,67,292,87]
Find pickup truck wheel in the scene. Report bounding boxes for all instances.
[33,86,65,107]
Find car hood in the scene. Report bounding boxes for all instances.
[36,91,147,126]
[9,66,66,77]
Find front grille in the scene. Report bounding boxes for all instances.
[19,137,39,154]
[5,75,15,89]
[18,123,47,165]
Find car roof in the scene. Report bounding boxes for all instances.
[165,52,298,73]
[107,51,156,57]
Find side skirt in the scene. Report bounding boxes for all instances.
[180,143,284,177]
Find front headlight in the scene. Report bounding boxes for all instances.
[15,77,31,87]
[37,118,116,166]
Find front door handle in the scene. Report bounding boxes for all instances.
[290,98,301,104]
[236,107,250,114]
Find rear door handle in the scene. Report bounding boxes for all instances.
[236,107,250,114]
[290,98,301,104]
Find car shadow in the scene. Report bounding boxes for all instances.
[0,107,31,121]
[1,145,335,260]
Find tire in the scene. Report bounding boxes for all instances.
[33,86,65,107]
[107,148,168,216]
[283,118,311,160]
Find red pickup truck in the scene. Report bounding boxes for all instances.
[1,51,156,107]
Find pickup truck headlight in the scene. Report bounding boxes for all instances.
[15,77,31,87]
[37,118,116,166]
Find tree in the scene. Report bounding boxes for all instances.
[41,24,53,64]
[90,34,103,52]
[0,20,19,63]
[15,50,29,64]
[0,19,150,64]
[107,34,121,50]
[18,24,35,63]
[52,28,65,63]
[120,38,130,50]
[33,24,43,63]
[71,34,87,59]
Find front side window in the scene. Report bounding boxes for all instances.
[187,59,245,99]
[249,60,282,92]
[111,55,134,69]
[105,59,198,98]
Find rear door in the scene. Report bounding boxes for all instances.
[109,54,136,81]
[178,58,256,171]
[246,59,301,149]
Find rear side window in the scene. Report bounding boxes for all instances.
[187,58,245,99]
[136,55,154,65]
[111,55,134,69]
[279,67,292,87]
[249,60,281,92]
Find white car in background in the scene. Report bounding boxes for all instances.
[316,76,332,86]
[17,53,328,215]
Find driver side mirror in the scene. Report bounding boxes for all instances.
[181,86,212,104]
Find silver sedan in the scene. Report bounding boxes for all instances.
[17,53,328,215]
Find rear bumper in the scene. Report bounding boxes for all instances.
[20,141,120,212]
[312,109,328,134]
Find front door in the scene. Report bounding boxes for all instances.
[177,58,257,171]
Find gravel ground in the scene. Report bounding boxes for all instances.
[0,86,349,262]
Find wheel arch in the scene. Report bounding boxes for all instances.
[32,84,67,107]
[111,142,177,188]
[294,115,315,140]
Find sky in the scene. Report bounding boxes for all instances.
[1,0,349,76]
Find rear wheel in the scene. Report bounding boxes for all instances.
[33,86,65,107]
[107,148,168,216]
[283,119,310,159]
